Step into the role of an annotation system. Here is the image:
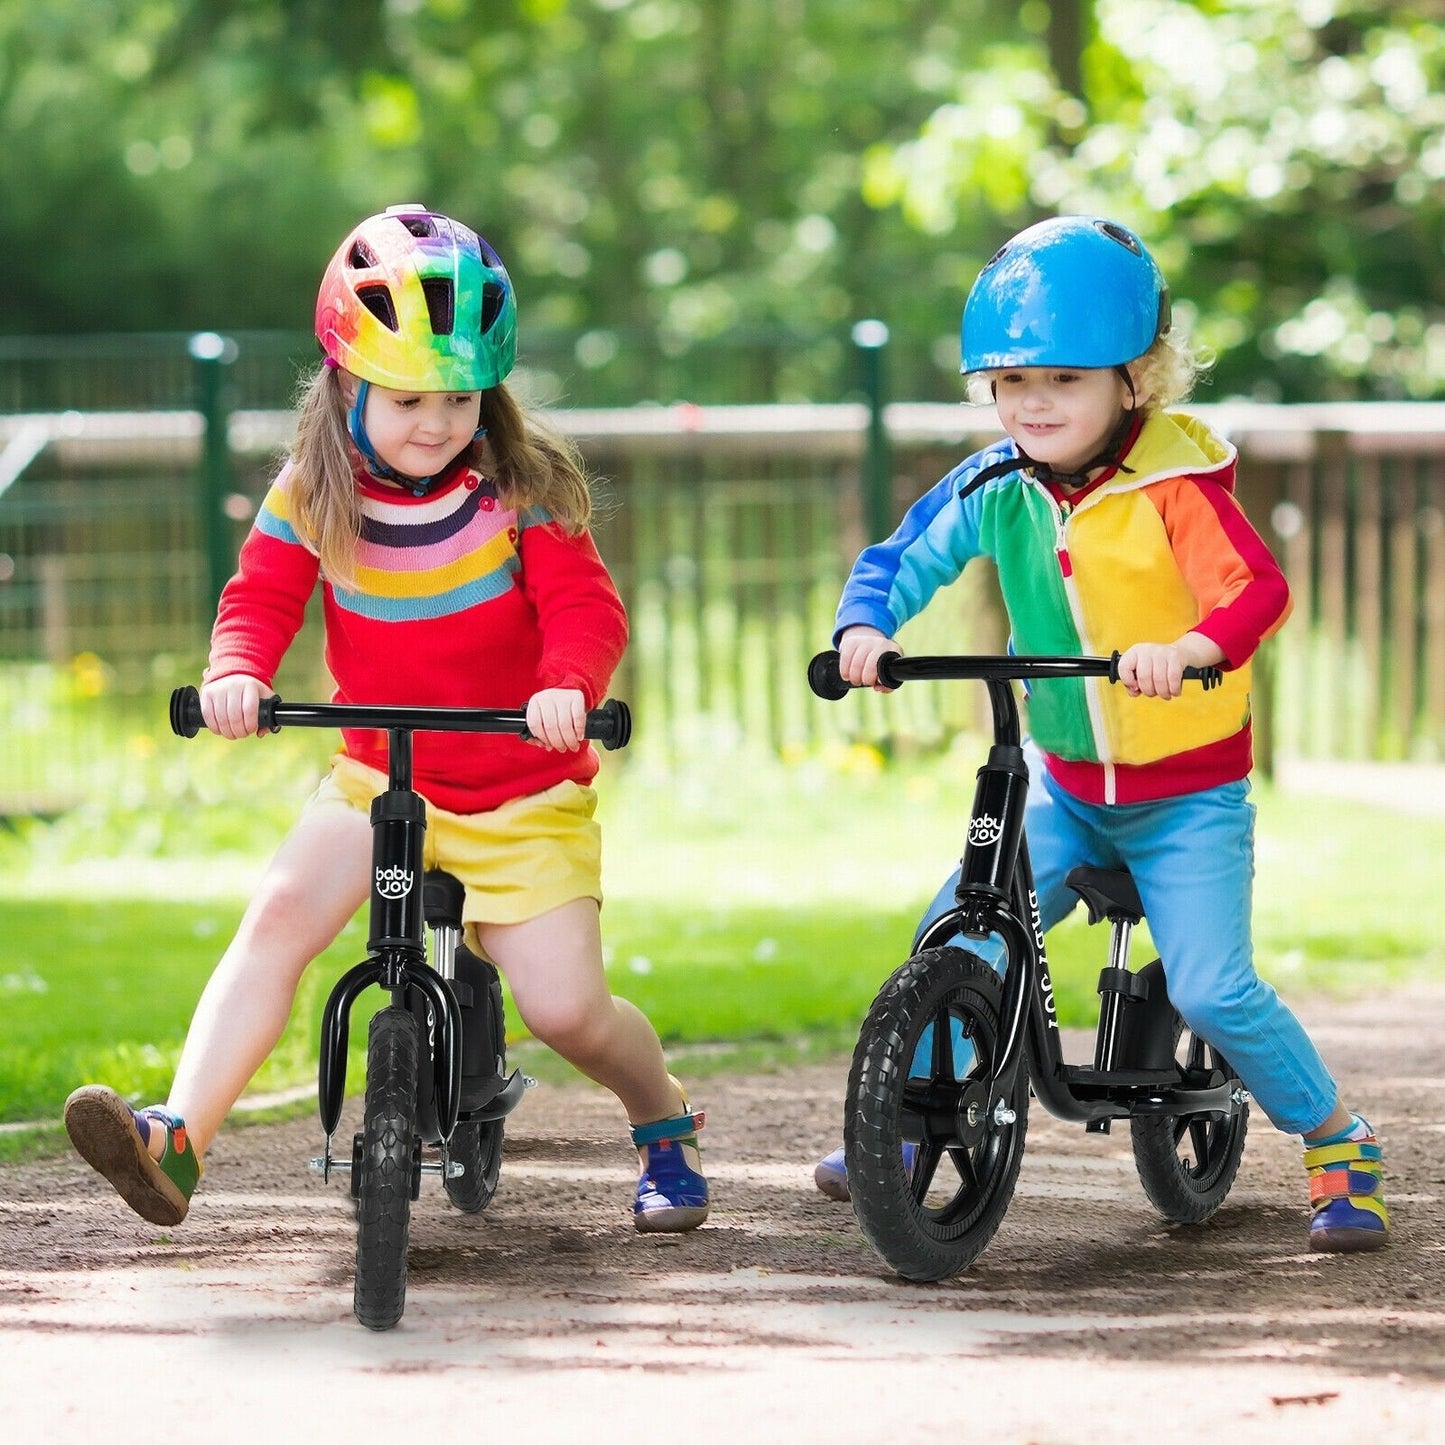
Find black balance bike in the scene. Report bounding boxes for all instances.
[170,686,632,1330]
[808,649,1251,1282]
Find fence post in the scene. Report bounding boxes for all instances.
[852,319,891,543]
[189,331,238,622]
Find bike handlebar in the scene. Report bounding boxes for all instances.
[807,650,1223,700]
[168,687,633,751]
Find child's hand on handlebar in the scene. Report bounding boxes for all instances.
[200,674,276,739]
[525,687,589,751]
[839,626,903,691]
[1116,633,1226,699]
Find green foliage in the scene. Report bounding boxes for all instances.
[3,2,1438,401]
[873,0,1445,399]
[0,894,375,1123]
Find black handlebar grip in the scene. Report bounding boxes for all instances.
[807,651,850,700]
[874,651,905,691]
[169,686,285,737]
[169,685,203,738]
[586,697,632,750]
[1107,652,1224,690]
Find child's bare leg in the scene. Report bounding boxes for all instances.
[475,899,681,1124]
[1302,1104,1353,1143]
[165,804,373,1156]
[479,899,708,1232]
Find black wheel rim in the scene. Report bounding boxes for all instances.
[899,993,1013,1232]
[1171,1033,1238,1190]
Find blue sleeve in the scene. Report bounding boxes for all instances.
[833,447,1008,645]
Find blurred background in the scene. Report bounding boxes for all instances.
[2,1,1443,1123]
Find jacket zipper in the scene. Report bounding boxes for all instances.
[1048,489,1117,801]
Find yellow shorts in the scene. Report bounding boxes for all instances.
[308,753,602,933]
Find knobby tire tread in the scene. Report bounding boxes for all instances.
[354,1008,421,1331]
[444,1120,504,1213]
[846,947,1029,1282]
[1130,1023,1249,1224]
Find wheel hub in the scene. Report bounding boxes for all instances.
[955,1080,992,1146]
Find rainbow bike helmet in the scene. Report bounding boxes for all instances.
[316,204,516,489]
[316,203,516,390]
[961,215,1170,374]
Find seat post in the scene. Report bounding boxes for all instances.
[1093,913,1142,1072]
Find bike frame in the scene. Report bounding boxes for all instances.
[809,650,1238,1128]
[168,686,631,1151]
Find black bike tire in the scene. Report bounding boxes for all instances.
[444,1119,505,1213]
[846,946,1029,1282]
[354,1007,422,1331]
[1130,1018,1249,1224]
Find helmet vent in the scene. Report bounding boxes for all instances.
[400,214,438,239]
[348,239,379,269]
[479,281,506,335]
[357,285,399,333]
[421,278,455,336]
[1096,220,1143,255]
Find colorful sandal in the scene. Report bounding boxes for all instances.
[631,1082,710,1234]
[64,1085,202,1227]
[1305,1117,1389,1253]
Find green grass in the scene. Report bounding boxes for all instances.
[2,737,1442,1126]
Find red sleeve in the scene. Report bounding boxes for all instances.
[1157,476,1292,668]
[205,506,320,686]
[518,521,629,706]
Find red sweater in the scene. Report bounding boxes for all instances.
[206,462,628,814]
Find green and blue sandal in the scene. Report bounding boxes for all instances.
[631,1080,710,1234]
[64,1085,201,1227]
[1305,1114,1389,1253]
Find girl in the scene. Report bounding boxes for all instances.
[813,215,1386,1253]
[65,204,709,1234]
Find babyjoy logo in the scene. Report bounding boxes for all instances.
[968,814,1004,847]
[375,864,414,899]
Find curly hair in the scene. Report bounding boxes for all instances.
[1127,328,1210,412]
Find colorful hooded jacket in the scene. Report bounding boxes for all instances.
[835,411,1291,805]
[206,460,628,815]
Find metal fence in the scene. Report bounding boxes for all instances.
[2,381,1444,813]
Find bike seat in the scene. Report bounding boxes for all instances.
[1066,866,1144,926]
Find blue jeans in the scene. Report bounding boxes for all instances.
[910,751,1337,1137]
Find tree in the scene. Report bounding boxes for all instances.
[1,0,1440,401]
[871,0,1445,399]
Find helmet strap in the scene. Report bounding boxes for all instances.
[1016,403,1139,489]
[346,378,442,497]
[990,365,1140,488]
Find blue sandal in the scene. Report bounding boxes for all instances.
[631,1084,710,1233]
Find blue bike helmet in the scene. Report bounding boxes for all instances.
[960,216,1170,374]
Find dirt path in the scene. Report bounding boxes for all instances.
[5,981,1445,1444]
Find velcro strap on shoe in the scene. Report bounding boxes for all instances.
[141,1107,203,1193]
[1312,1190,1387,1225]
[1310,1166,1382,1204]
[630,1110,705,1146]
[1303,1138,1381,1170]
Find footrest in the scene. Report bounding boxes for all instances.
[460,1069,529,1123]
[1065,1064,1181,1088]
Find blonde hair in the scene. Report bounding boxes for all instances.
[287,365,594,587]
[965,328,1209,413]
[1127,328,1208,412]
